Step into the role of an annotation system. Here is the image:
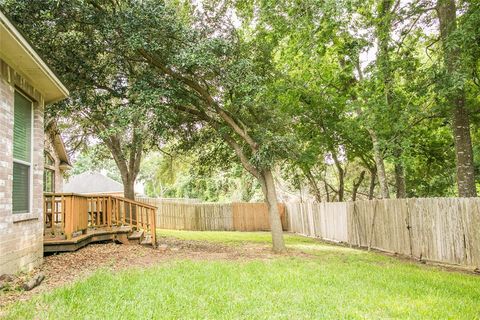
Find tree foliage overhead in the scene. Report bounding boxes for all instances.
[3,0,478,207]
[4,0,184,199]
[231,0,479,199]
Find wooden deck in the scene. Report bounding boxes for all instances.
[43,193,157,252]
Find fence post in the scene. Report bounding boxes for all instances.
[368,200,378,251]
[405,198,413,258]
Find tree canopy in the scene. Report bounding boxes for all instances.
[3,0,479,251]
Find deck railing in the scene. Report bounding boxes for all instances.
[44,193,156,246]
[44,193,88,239]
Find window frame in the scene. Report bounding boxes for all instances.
[12,90,34,215]
[44,152,55,193]
[44,151,55,167]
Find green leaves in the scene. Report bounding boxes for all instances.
[4,0,478,199]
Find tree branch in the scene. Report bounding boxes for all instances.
[139,48,259,151]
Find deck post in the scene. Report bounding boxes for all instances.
[106,196,112,228]
[150,208,156,248]
[137,205,141,230]
[112,197,117,225]
[114,197,119,225]
[51,195,55,226]
[121,200,125,225]
[81,196,88,234]
[43,194,48,231]
[64,195,73,240]
[96,196,100,226]
[129,202,133,227]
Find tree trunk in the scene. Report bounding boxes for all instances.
[369,129,390,198]
[304,168,322,202]
[120,173,136,224]
[123,174,136,200]
[377,0,394,108]
[259,170,286,253]
[331,151,345,202]
[352,170,366,201]
[337,169,344,202]
[394,148,407,198]
[324,180,330,202]
[216,132,286,253]
[240,176,254,202]
[437,0,477,197]
[451,105,477,197]
[372,0,394,200]
[369,167,376,200]
[104,134,143,200]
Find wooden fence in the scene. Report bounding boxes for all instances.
[136,197,200,204]
[232,202,287,231]
[286,202,348,242]
[136,196,479,269]
[136,197,287,231]
[156,202,233,231]
[287,198,480,269]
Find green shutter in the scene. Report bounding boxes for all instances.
[13,162,30,213]
[13,91,32,214]
[13,92,32,162]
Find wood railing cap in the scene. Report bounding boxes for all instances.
[44,193,156,209]
[109,196,157,210]
[43,192,85,197]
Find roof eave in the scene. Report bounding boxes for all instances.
[47,121,71,166]
[0,10,69,104]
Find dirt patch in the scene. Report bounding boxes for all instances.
[0,237,307,309]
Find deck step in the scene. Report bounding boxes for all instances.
[140,233,152,246]
[44,226,133,252]
[128,230,144,244]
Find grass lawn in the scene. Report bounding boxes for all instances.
[3,230,480,319]
[158,229,317,246]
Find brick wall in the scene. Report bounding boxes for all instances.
[0,59,45,275]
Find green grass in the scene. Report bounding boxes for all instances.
[4,231,480,319]
[157,229,319,246]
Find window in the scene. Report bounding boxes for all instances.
[44,152,55,193]
[12,91,32,214]
[45,152,54,166]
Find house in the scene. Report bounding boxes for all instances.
[64,172,124,197]
[0,11,69,274]
[44,121,71,193]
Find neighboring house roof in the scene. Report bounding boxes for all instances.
[45,120,71,168]
[0,10,69,103]
[64,172,124,194]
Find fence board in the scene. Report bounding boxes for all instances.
[138,196,479,268]
[286,202,348,242]
[232,202,287,231]
[136,198,286,232]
